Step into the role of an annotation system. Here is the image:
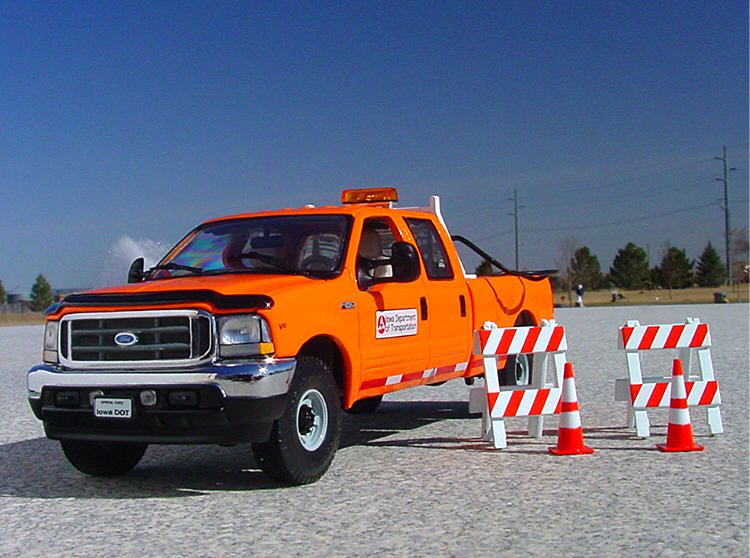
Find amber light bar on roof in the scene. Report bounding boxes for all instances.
[341,187,399,205]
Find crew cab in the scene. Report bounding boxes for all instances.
[28,188,554,484]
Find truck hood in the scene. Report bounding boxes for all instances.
[60,274,317,312]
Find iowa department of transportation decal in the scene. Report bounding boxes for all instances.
[376,309,418,339]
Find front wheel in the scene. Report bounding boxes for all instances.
[252,356,341,485]
[60,440,147,477]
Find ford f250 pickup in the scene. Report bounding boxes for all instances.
[28,187,554,484]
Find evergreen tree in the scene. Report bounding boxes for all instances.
[609,242,650,290]
[0,279,6,304]
[695,242,725,287]
[474,259,495,276]
[570,246,603,290]
[658,245,693,290]
[30,274,53,312]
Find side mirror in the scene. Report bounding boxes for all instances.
[390,242,421,283]
[128,257,145,283]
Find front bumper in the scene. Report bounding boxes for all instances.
[27,359,295,444]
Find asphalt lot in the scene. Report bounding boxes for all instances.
[1,304,748,557]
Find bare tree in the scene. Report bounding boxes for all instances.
[731,227,749,285]
[556,237,578,306]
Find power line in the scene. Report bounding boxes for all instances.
[522,201,719,234]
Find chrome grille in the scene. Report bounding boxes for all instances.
[60,310,213,369]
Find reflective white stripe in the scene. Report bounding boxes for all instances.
[385,375,402,386]
[535,327,553,353]
[516,391,536,415]
[507,332,526,355]
[669,407,692,426]
[483,329,503,355]
[562,377,577,402]
[677,326,695,348]
[455,361,468,372]
[672,377,687,399]
[422,368,437,379]
[560,410,582,429]
[494,392,513,415]
[652,326,671,349]
[542,390,562,414]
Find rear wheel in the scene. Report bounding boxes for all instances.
[500,353,533,386]
[252,356,341,485]
[345,395,383,414]
[60,440,147,477]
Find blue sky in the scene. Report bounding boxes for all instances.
[1,1,747,292]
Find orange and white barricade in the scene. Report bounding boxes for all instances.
[615,317,723,439]
[469,320,567,449]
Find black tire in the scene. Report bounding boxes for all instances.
[60,440,147,477]
[500,353,533,386]
[345,394,383,414]
[252,356,341,485]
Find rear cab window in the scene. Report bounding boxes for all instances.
[405,218,454,280]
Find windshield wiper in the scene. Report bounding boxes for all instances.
[148,262,204,275]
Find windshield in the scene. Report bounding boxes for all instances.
[150,215,352,280]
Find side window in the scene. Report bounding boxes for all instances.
[405,218,454,280]
[357,218,396,289]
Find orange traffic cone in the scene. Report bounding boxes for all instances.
[549,362,595,455]
[657,359,704,452]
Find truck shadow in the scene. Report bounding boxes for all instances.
[0,400,473,498]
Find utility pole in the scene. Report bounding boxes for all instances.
[715,145,737,286]
[507,189,523,270]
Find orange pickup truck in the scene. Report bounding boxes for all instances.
[28,188,554,484]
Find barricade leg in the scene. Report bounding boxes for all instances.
[626,407,635,428]
[527,354,547,439]
[490,417,507,449]
[707,406,723,435]
[633,409,650,438]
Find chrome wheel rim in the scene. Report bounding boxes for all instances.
[514,354,530,385]
[296,389,328,451]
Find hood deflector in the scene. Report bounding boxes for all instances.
[60,290,274,310]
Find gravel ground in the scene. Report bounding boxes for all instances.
[1,304,748,557]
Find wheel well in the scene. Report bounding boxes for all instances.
[297,336,345,393]
[514,310,536,327]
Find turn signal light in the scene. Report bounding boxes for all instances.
[341,187,399,204]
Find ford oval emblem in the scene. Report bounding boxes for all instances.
[114,332,139,347]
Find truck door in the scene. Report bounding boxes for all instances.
[405,217,472,376]
[355,217,429,393]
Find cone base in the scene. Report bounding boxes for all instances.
[656,443,704,453]
[548,445,595,456]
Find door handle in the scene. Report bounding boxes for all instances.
[459,295,467,317]
[420,297,428,320]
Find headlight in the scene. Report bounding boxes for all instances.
[43,321,59,363]
[218,315,273,358]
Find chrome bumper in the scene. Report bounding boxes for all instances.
[27,358,296,399]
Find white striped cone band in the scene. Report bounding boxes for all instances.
[487,387,562,418]
[629,380,720,408]
[475,325,566,357]
[619,322,710,350]
[360,361,469,390]
[667,368,693,427]
[559,371,583,429]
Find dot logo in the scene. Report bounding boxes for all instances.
[377,315,387,335]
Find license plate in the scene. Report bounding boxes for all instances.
[93,398,133,419]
